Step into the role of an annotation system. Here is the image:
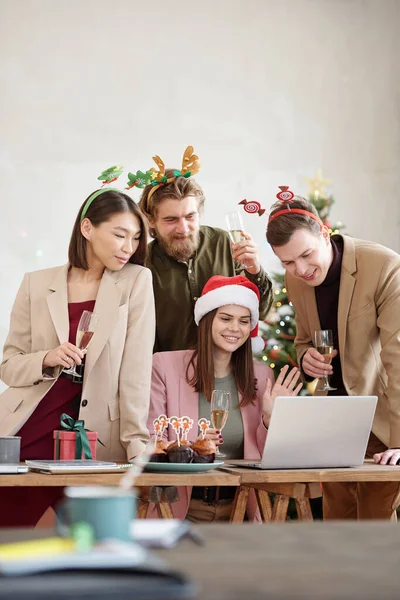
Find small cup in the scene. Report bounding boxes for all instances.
[60,486,136,542]
[0,436,21,463]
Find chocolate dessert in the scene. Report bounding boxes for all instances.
[191,438,216,463]
[167,444,194,463]
[149,447,168,463]
[167,439,191,450]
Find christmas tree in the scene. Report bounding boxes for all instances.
[258,170,345,380]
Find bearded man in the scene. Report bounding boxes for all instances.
[139,168,272,352]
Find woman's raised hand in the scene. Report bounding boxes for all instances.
[43,342,85,370]
[262,365,303,425]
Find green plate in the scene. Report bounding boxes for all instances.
[144,461,224,473]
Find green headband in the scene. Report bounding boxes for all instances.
[80,165,154,221]
[80,187,121,222]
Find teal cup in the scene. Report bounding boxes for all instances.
[62,486,136,542]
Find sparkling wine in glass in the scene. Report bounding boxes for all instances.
[211,390,230,458]
[63,310,99,378]
[314,329,337,392]
[225,211,249,270]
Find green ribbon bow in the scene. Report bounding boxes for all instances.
[173,170,192,178]
[56,413,104,459]
[151,175,168,186]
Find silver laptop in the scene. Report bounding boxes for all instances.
[25,460,132,474]
[242,395,377,469]
[0,463,29,474]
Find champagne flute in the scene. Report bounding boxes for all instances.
[63,310,99,378]
[210,390,230,458]
[314,329,337,391]
[225,211,249,270]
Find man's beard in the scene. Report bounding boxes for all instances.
[156,230,200,262]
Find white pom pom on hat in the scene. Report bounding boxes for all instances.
[194,275,264,353]
[251,324,265,353]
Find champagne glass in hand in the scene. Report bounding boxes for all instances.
[63,310,99,378]
[314,329,337,391]
[225,211,249,270]
[211,390,230,458]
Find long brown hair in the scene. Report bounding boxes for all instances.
[186,309,258,406]
[266,196,321,246]
[69,189,148,269]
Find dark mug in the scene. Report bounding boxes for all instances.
[0,436,21,463]
[58,486,136,542]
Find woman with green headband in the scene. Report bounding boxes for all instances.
[0,187,155,527]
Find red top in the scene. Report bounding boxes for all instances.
[18,300,96,460]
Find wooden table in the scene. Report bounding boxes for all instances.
[223,459,400,522]
[2,460,400,522]
[0,470,240,488]
[0,469,241,520]
[2,522,400,599]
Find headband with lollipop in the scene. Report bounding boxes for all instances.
[267,186,324,229]
[238,198,266,217]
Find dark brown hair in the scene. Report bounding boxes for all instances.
[68,189,148,269]
[266,196,321,247]
[186,309,257,407]
[139,169,205,237]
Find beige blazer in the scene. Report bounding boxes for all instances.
[0,263,155,460]
[286,235,400,448]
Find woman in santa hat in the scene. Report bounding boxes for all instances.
[148,274,302,522]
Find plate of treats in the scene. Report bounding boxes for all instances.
[145,416,224,473]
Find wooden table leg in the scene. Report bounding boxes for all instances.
[295,498,313,521]
[157,501,174,519]
[271,494,290,521]
[137,500,149,519]
[255,489,273,522]
[230,485,250,522]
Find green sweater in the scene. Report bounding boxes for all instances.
[146,226,273,352]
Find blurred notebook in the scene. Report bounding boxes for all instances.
[0,464,29,474]
[25,460,133,474]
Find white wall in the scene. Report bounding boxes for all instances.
[1,0,399,390]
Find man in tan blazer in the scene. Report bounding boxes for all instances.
[266,194,400,520]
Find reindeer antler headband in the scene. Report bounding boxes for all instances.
[142,145,201,214]
[268,186,324,229]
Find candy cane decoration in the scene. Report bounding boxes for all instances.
[169,416,182,447]
[158,414,169,436]
[198,418,211,440]
[153,418,162,448]
[181,416,194,440]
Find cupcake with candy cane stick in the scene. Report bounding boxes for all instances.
[192,418,216,463]
[167,416,194,463]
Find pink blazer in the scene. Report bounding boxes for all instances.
[148,349,274,521]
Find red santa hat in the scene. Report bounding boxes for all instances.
[194,275,265,353]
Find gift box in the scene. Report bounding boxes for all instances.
[53,430,98,460]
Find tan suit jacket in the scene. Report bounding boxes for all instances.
[286,235,400,448]
[0,263,155,460]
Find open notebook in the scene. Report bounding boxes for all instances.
[25,460,133,474]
